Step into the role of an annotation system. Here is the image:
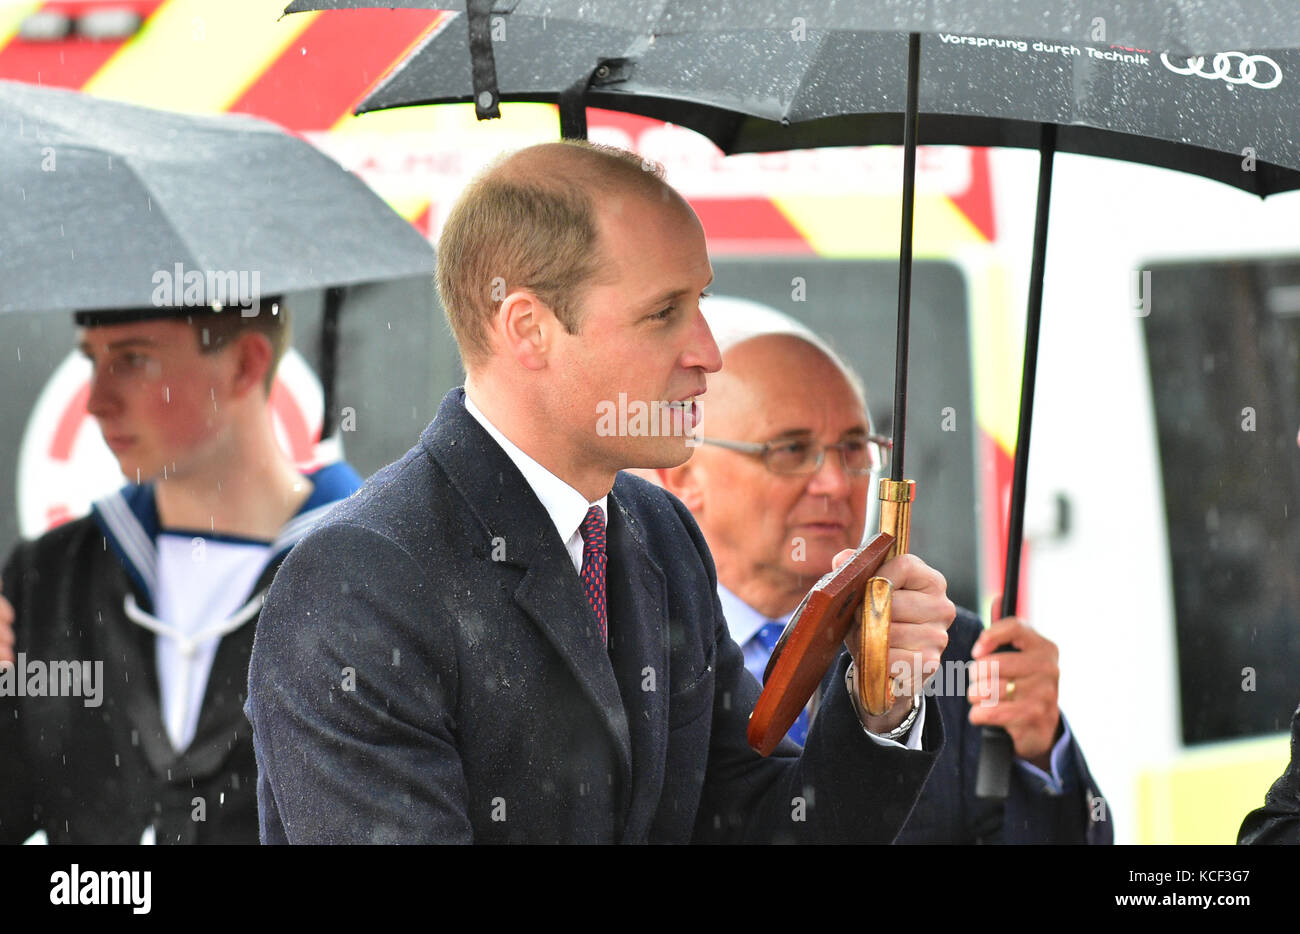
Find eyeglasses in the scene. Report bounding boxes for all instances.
[696,433,892,476]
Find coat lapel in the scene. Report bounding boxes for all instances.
[511,552,634,785]
[105,567,261,781]
[98,582,177,776]
[182,594,261,779]
[423,390,635,795]
[604,482,670,843]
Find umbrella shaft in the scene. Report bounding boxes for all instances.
[891,32,922,482]
[320,287,344,441]
[1001,125,1057,619]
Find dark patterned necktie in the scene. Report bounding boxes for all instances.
[579,505,608,645]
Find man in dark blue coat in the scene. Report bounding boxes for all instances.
[245,141,958,843]
[655,303,1112,844]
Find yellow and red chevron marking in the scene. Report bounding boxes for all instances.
[0,2,164,87]
[0,0,445,227]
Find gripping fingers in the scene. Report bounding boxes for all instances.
[966,657,1021,708]
[876,553,951,599]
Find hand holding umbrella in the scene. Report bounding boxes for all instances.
[968,615,1064,771]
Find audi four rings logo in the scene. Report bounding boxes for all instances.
[1160,51,1283,88]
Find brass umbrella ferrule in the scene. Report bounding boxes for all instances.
[878,478,916,559]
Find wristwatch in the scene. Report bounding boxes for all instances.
[846,661,921,740]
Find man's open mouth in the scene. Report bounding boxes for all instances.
[662,396,701,433]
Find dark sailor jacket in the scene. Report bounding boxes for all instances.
[0,462,360,844]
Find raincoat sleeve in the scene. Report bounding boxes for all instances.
[0,544,38,845]
[1238,703,1300,844]
[246,522,471,844]
[1000,716,1112,844]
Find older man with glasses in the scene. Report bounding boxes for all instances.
[656,297,1111,843]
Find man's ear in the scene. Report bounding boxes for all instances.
[659,460,705,514]
[231,332,273,398]
[495,290,552,371]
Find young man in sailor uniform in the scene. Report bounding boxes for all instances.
[0,301,361,844]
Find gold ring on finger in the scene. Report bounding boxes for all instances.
[1006,679,1016,699]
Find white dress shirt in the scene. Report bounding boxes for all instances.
[464,393,606,574]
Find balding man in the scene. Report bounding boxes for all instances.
[245,142,956,844]
[658,306,1111,844]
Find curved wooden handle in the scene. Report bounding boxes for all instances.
[858,577,895,716]
[857,479,916,718]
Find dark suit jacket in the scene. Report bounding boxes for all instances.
[894,610,1112,844]
[246,389,945,843]
[1238,702,1300,844]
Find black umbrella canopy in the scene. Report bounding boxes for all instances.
[361,15,1300,196]
[0,80,434,315]
[287,0,1300,57]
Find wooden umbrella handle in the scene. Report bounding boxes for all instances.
[857,479,916,717]
[857,577,896,716]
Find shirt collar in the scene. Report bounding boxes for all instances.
[463,390,608,545]
[717,583,794,647]
[89,460,363,613]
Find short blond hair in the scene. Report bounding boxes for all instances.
[436,141,668,368]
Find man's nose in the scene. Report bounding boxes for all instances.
[805,447,853,499]
[86,367,120,419]
[682,309,723,374]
